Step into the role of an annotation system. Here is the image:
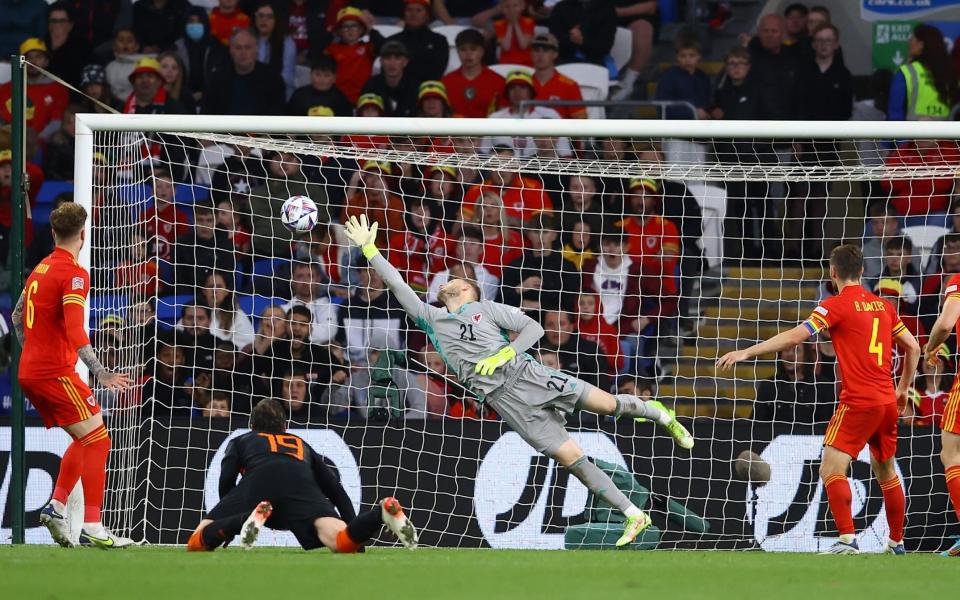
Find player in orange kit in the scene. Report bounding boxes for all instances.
[718,245,920,555]
[14,203,132,548]
[919,272,960,557]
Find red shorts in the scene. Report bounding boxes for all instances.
[19,372,99,429]
[824,402,898,462]
[943,379,960,435]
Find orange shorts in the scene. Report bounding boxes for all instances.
[942,380,960,435]
[823,402,898,462]
[19,372,99,429]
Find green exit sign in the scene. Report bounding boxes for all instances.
[873,21,917,71]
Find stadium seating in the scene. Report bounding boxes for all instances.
[373,24,402,38]
[89,293,129,329]
[434,24,466,75]
[237,294,288,327]
[488,63,532,79]
[156,294,193,327]
[610,27,632,73]
[294,65,311,89]
[248,258,291,296]
[903,224,951,270]
[685,182,727,270]
[555,63,609,119]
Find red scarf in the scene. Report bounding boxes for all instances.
[124,86,167,114]
[124,87,168,159]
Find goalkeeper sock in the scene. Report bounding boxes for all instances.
[823,474,855,537]
[345,507,384,546]
[52,439,84,507]
[879,475,905,544]
[567,456,635,515]
[614,395,670,425]
[201,513,247,550]
[77,425,110,523]
[946,465,960,521]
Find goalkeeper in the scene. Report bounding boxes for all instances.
[345,215,693,547]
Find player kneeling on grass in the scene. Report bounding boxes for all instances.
[344,214,693,547]
[718,245,920,555]
[188,399,417,552]
[918,274,960,557]
[15,203,134,548]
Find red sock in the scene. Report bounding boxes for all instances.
[52,440,84,506]
[879,475,905,542]
[335,529,361,554]
[77,425,110,523]
[947,465,960,522]
[824,474,855,536]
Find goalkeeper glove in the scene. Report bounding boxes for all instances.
[475,346,516,376]
[344,214,380,259]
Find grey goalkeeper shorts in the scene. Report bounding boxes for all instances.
[486,359,593,456]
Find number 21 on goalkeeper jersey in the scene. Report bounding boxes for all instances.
[803,284,906,407]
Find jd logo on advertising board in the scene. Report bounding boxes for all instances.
[749,435,900,553]
[474,432,629,549]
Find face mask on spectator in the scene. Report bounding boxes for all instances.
[185,23,205,41]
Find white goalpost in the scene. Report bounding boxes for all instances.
[64,113,960,552]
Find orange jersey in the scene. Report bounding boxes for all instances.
[494,16,535,66]
[326,41,375,104]
[803,285,906,408]
[441,67,505,118]
[19,247,91,379]
[533,71,586,119]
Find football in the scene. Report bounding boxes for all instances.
[280,195,319,232]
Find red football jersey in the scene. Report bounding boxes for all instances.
[942,273,960,337]
[326,41,375,104]
[803,285,906,407]
[618,215,680,263]
[533,71,587,119]
[494,16,536,66]
[19,247,91,379]
[442,68,505,118]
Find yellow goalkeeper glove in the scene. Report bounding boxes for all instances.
[475,346,516,376]
[344,214,380,259]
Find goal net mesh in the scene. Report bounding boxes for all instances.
[83,126,958,552]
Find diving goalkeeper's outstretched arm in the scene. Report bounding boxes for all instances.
[345,214,429,319]
[344,215,543,360]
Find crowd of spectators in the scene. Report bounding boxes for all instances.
[79,148,700,423]
[6,2,960,426]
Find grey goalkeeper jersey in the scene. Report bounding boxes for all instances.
[369,253,544,400]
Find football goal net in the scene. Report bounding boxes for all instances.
[58,114,960,552]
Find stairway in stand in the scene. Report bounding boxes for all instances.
[661,265,824,419]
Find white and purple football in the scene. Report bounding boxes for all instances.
[280,195,319,232]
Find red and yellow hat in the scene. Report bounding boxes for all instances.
[418,80,448,104]
[307,105,335,117]
[628,178,659,193]
[19,38,48,57]
[875,278,905,298]
[356,93,385,114]
[426,165,457,179]
[504,69,535,91]
[128,57,162,83]
[0,149,11,164]
[361,160,392,174]
[335,6,366,28]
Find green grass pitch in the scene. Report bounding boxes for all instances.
[1,546,956,599]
